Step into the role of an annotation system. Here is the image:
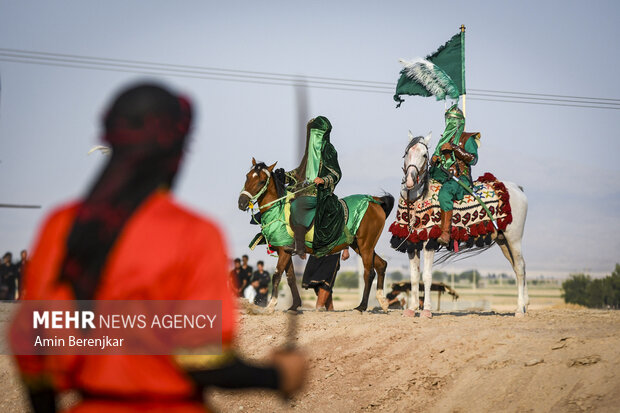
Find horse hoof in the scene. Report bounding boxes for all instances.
[514,311,527,318]
[354,306,366,313]
[403,309,416,318]
[420,309,433,319]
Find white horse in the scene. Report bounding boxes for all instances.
[400,132,529,318]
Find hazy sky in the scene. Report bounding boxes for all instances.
[1,0,618,278]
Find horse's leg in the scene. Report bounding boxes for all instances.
[404,250,421,317]
[268,249,289,309]
[374,253,389,312]
[284,257,302,312]
[353,202,385,312]
[499,182,529,316]
[420,246,435,318]
[354,254,376,313]
[498,240,527,316]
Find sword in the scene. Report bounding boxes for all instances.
[284,311,298,351]
[439,165,498,229]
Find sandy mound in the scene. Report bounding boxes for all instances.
[209,309,620,413]
[1,308,618,412]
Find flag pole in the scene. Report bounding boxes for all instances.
[460,24,466,118]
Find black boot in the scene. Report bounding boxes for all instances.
[292,225,307,259]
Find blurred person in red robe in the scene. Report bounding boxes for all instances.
[13,83,306,413]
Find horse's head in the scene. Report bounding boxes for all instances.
[238,157,277,211]
[403,131,431,191]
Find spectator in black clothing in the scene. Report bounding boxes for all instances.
[252,261,271,307]
[302,253,341,311]
[239,254,253,294]
[231,258,243,296]
[0,252,19,301]
[18,250,28,271]
[17,249,27,299]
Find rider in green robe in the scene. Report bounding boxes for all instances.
[429,104,479,245]
[288,116,344,258]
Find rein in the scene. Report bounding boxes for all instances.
[240,168,271,206]
[260,182,316,210]
[240,168,316,212]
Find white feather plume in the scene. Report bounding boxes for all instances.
[399,58,459,100]
[87,145,111,155]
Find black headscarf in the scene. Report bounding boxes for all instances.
[58,83,192,300]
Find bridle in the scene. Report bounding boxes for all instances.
[395,136,430,250]
[240,166,271,208]
[402,137,429,197]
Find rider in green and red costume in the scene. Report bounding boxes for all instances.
[288,116,345,259]
[429,104,480,246]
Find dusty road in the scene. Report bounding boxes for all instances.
[2,307,619,412]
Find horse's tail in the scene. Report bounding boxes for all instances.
[376,193,395,220]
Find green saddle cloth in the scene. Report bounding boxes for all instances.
[249,194,377,257]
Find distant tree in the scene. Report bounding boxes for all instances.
[389,271,404,281]
[458,270,475,283]
[562,266,620,308]
[586,264,620,308]
[562,273,591,306]
[609,264,620,308]
[458,270,481,286]
[586,278,609,308]
[334,271,358,289]
[432,271,449,282]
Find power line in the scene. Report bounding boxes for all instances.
[1,48,619,110]
[0,48,390,89]
[0,57,390,95]
[465,97,619,110]
[3,47,619,103]
[468,92,620,106]
[469,88,620,103]
[0,203,41,209]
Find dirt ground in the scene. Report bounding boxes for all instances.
[2,307,619,412]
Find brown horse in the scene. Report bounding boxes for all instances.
[238,158,394,312]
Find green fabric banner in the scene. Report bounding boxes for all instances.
[394,31,465,106]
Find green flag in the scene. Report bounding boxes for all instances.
[394,31,465,107]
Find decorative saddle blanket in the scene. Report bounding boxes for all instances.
[389,173,513,253]
[250,194,376,255]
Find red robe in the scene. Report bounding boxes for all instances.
[15,191,237,412]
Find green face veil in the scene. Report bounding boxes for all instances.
[433,104,465,169]
[303,116,331,182]
[305,128,326,181]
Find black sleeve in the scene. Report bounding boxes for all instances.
[186,356,280,390]
[27,387,56,413]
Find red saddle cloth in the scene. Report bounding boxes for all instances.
[389,173,513,247]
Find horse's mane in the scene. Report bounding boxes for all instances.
[272,168,287,198]
[254,161,287,199]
